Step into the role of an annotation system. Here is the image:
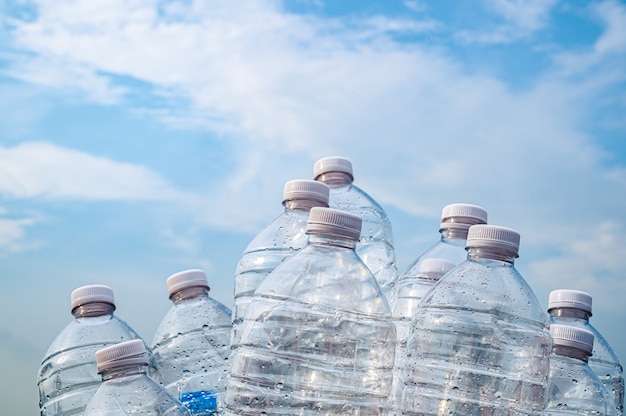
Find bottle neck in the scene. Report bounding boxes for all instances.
[72,302,115,318]
[283,199,327,212]
[441,227,470,241]
[170,286,209,303]
[315,172,352,186]
[467,246,516,264]
[308,233,357,249]
[552,345,590,362]
[549,307,590,321]
[100,364,148,382]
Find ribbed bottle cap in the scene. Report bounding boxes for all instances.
[466,224,520,257]
[548,289,592,314]
[440,203,488,231]
[95,339,148,373]
[306,207,362,240]
[417,258,456,278]
[550,324,594,355]
[313,156,354,181]
[166,269,210,297]
[283,179,330,206]
[71,285,116,310]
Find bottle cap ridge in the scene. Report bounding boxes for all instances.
[548,289,592,314]
[466,224,520,257]
[71,285,116,310]
[313,156,354,181]
[307,207,362,241]
[550,324,594,354]
[283,179,330,206]
[95,339,148,373]
[167,269,210,296]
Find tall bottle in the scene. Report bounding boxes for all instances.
[548,289,624,415]
[401,224,552,415]
[38,284,155,416]
[388,257,455,415]
[231,179,329,349]
[84,339,191,416]
[225,207,396,416]
[313,156,397,301]
[152,269,232,415]
[544,324,616,416]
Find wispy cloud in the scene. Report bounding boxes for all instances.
[0,207,42,252]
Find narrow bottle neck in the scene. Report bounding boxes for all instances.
[284,199,327,212]
[441,227,470,241]
[170,286,209,303]
[552,345,590,362]
[549,307,590,321]
[467,246,516,264]
[100,364,148,381]
[308,233,357,249]
[315,172,352,186]
[72,302,115,318]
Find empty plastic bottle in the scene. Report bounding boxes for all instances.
[401,224,552,416]
[231,179,329,349]
[84,339,191,416]
[152,269,232,415]
[544,324,616,416]
[388,257,455,415]
[225,207,396,416]
[38,284,155,416]
[548,289,624,415]
[313,156,397,301]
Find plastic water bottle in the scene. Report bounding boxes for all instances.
[151,270,232,415]
[38,284,155,416]
[231,179,329,349]
[548,289,624,415]
[313,156,397,301]
[388,257,455,415]
[84,339,191,416]
[544,324,616,416]
[225,207,396,415]
[401,224,552,415]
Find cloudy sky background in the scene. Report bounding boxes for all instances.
[1,0,625,413]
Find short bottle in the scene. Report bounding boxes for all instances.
[401,224,552,415]
[548,289,624,415]
[225,207,396,416]
[84,339,191,416]
[231,179,329,349]
[38,284,155,416]
[313,156,397,301]
[544,324,616,416]
[152,269,232,415]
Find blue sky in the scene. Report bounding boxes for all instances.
[1,0,625,413]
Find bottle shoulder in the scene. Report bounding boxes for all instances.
[242,211,310,253]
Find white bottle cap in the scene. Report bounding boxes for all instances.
[313,156,354,181]
[550,324,594,355]
[283,179,330,206]
[440,203,488,231]
[71,285,116,310]
[166,269,210,297]
[548,289,592,315]
[307,207,362,241]
[466,224,520,257]
[417,258,456,279]
[95,339,147,373]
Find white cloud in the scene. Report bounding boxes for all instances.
[0,208,42,252]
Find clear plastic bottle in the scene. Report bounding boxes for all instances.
[38,284,155,416]
[231,179,329,349]
[313,156,397,301]
[401,224,552,416]
[548,289,624,415]
[544,324,616,416]
[224,207,396,416]
[84,339,191,416]
[152,269,233,415]
[388,257,455,415]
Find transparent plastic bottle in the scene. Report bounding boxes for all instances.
[38,284,155,416]
[224,207,396,416]
[388,257,455,415]
[84,339,191,416]
[544,324,616,416]
[313,156,397,301]
[152,270,233,415]
[548,289,624,415]
[401,224,552,416]
[231,179,329,349]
